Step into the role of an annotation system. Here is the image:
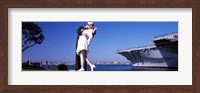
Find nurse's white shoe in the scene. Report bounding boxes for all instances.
[77,68,85,71]
[91,65,96,71]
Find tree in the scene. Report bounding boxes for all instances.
[22,22,45,52]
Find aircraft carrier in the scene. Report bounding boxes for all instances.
[116,32,178,68]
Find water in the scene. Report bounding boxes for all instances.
[44,64,178,71]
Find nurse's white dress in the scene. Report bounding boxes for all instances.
[76,29,93,54]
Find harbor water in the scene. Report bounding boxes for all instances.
[43,64,178,71]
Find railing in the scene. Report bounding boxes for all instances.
[154,32,178,38]
[117,45,156,52]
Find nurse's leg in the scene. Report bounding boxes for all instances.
[78,50,86,71]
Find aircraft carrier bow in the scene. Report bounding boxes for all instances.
[116,32,178,68]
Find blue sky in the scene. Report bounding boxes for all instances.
[22,22,178,63]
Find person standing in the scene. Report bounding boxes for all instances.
[76,22,97,71]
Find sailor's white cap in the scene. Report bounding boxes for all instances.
[88,22,94,25]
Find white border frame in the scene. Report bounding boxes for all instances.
[8,8,192,85]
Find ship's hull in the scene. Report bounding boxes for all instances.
[117,46,178,68]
